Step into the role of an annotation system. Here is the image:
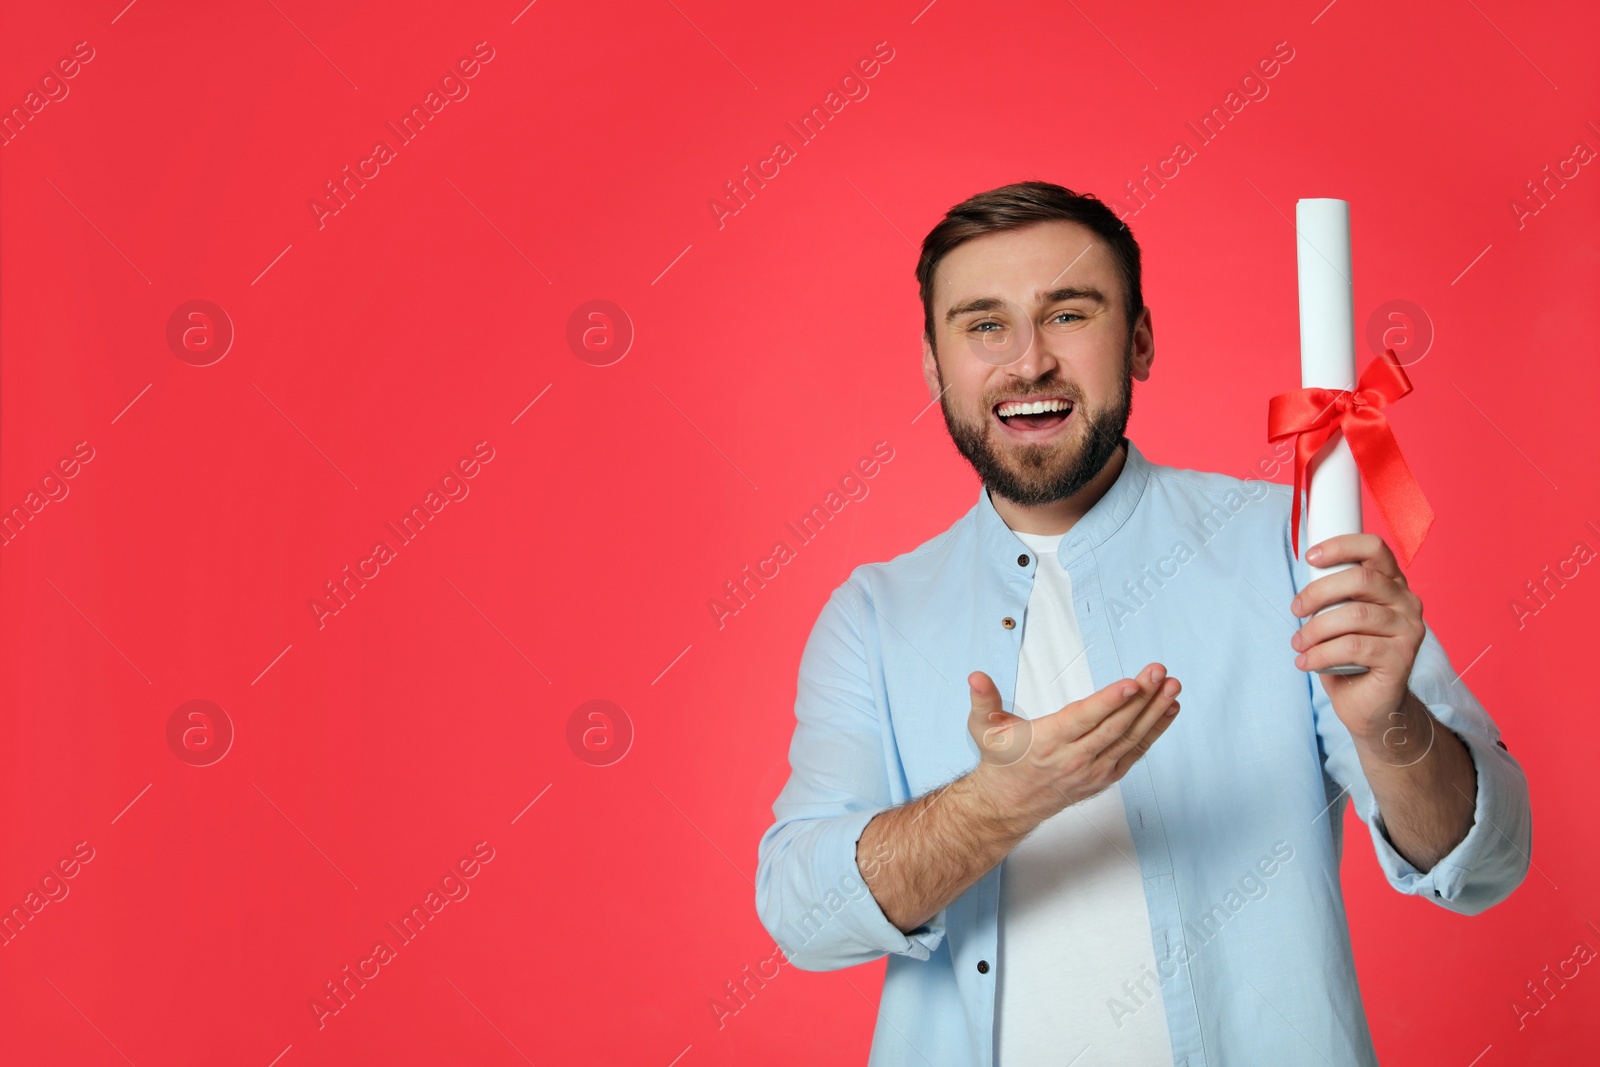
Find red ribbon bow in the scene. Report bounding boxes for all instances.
[1266,348,1434,568]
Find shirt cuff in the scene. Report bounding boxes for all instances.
[1362,723,1532,916]
[764,804,947,970]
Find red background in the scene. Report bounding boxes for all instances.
[3,1,1597,1063]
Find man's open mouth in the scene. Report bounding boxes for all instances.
[994,396,1073,435]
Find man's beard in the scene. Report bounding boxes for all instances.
[937,341,1134,508]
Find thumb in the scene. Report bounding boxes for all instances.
[968,671,1032,766]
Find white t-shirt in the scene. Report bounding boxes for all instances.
[994,530,1176,1067]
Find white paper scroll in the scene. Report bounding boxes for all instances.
[1296,198,1367,676]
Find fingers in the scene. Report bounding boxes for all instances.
[1112,698,1181,776]
[967,670,1031,765]
[1077,667,1179,758]
[1064,663,1170,748]
[1292,601,1407,653]
[1296,632,1390,674]
[1306,533,1401,580]
[1292,564,1407,619]
[1101,674,1181,764]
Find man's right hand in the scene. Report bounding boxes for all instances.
[852,664,1183,935]
[966,664,1182,828]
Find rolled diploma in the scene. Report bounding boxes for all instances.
[1296,198,1367,675]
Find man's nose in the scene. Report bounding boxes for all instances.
[1004,322,1062,377]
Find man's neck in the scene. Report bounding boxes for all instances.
[989,445,1127,536]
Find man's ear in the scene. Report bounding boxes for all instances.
[921,334,942,402]
[1130,307,1155,382]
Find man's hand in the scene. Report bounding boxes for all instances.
[967,663,1182,827]
[1290,533,1428,752]
[1290,533,1481,870]
[855,664,1182,934]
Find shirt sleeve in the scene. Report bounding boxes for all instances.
[754,577,948,971]
[1291,532,1534,915]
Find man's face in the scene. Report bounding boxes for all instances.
[921,220,1154,508]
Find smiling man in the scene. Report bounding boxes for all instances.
[754,181,1532,1066]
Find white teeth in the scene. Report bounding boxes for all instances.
[997,398,1071,418]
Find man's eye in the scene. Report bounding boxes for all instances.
[971,321,1003,333]
[1051,312,1083,324]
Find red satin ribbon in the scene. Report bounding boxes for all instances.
[1266,348,1435,568]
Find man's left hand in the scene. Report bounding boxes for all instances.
[1289,533,1426,743]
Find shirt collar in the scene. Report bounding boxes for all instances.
[974,434,1152,567]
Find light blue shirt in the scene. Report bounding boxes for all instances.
[755,436,1531,1066]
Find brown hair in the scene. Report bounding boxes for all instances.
[915,180,1144,352]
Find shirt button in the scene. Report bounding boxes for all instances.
[1001,617,1015,629]
[1017,554,1029,567]
[977,960,990,974]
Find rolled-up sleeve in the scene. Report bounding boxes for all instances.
[1309,617,1533,915]
[755,577,947,971]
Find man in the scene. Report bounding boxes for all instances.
[753,180,1531,1066]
